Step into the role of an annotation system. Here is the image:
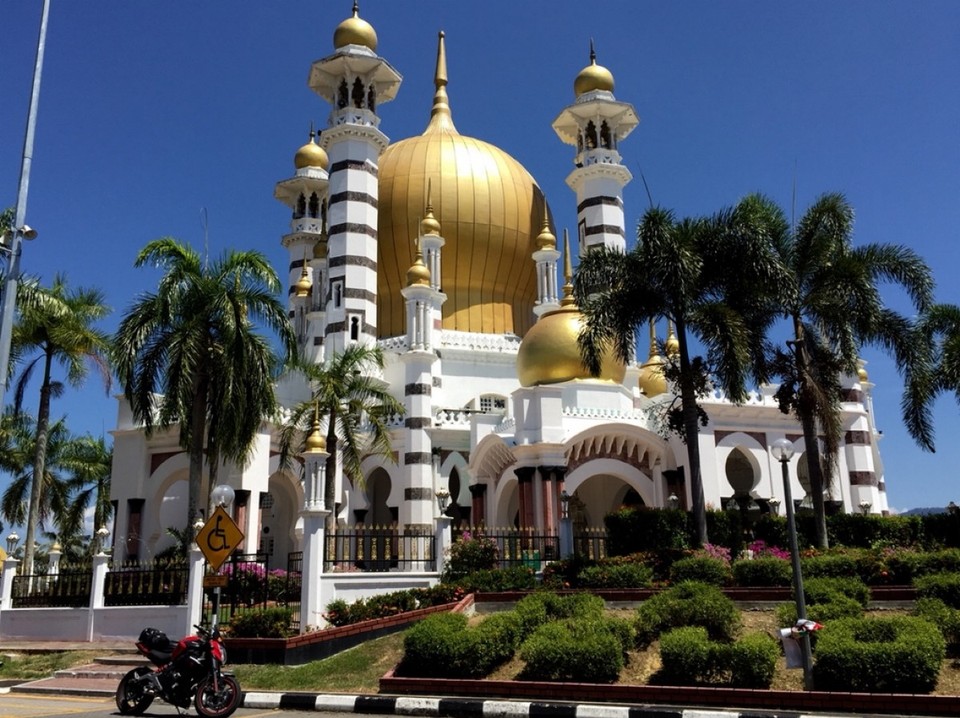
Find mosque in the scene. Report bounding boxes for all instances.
[109,5,888,564]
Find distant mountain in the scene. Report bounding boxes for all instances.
[900,507,948,516]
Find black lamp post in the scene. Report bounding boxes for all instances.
[772,437,814,690]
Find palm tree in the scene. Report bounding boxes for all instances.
[0,413,74,554]
[279,345,404,531]
[574,198,783,545]
[760,193,933,548]
[114,238,296,536]
[9,275,111,574]
[58,433,113,544]
[901,303,960,452]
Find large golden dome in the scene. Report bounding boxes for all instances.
[517,236,625,387]
[377,31,546,338]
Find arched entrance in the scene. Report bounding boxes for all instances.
[258,474,298,565]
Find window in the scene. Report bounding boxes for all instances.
[479,394,507,415]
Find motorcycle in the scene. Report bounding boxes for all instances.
[116,624,241,717]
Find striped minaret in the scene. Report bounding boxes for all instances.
[309,3,402,354]
[842,360,885,514]
[552,41,638,253]
[400,217,446,534]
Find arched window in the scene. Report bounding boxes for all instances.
[337,79,349,109]
[600,120,612,149]
[352,78,365,108]
[585,121,598,150]
[333,281,343,308]
[350,316,360,340]
[725,448,756,495]
[308,192,319,218]
[367,84,376,112]
[295,193,306,219]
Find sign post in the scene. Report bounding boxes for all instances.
[196,505,244,629]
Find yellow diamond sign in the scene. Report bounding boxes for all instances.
[196,505,244,572]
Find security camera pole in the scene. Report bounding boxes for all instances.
[0,0,51,399]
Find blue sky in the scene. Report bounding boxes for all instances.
[3,1,959,513]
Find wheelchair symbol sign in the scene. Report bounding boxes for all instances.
[197,506,244,571]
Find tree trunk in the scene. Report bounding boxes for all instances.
[187,375,209,542]
[792,318,829,549]
[675,318,708,547]
[324,406,338,534]
[23,349,54,575]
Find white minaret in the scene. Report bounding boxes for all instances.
[400,212,446,533]
[552,42,638,253]
[274,128,329,361]
[310,3,402,354]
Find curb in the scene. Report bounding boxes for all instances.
[242,693,860,718]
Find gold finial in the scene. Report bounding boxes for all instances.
[536,212,556,250]
[590,38,596,65]
[647,319,659,359]
[304,402,326,452]
[420,178,442,236]
[665,318,680,356]
[295,248,312,297]
[560,229,575,307]
[352,0,359,16]
[426,31,457,133]
[407,227,431,286]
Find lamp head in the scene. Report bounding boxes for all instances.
[771,438,795,462]
[768,497,781,515]
[211,484,236,508]
[435,488,450,513]
[5,531,19,555]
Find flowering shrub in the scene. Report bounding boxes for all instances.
[222,561,267,604]
[698,543,732,565]
[442,531,499,581]
[746,540,791,560]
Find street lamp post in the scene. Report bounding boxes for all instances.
[209,484,235,630]
[771,437,814,690]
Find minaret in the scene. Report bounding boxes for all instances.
[552,41,638,253]
[532,213,561,317]
[310,3,402,354]
[274,127,329,360]
[400,212,446,533]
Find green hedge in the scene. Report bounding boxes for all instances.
[732,557,792,586]
[227,606,295,638]
[915,572,960,608]
[669,556,732,586]
[813,616,945,693]
[914,597,960,650]
[603,508,743,557]
[519,617,629,683]
[635,581,741,647]
[776,576,868,626]
[658,626,777,688]
[578,562,653,589]
[400,611,520,678]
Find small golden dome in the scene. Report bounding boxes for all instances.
[638,320,668,396]
[857,365,869,382]
[303,415,327,453]
[420,180,441,236]
[536,214,556,251]
[294,265,312,298]
[574,41,615,97]
[517,231,625,386]
[294,130,328,170]
[333,1,378,51]
[406,243,431,286]
[665,320,680,357]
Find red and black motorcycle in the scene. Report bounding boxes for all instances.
[116,624,241,717]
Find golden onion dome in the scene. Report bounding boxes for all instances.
[303,411,327,453]
[517,232,626,387]
[333,1,378,51]
[536,215,557,251]
[294,130,329,170]
[294,265,312,298]
[377,31,546,338]
[665,320,680,357]
[857,364,869,383]
[638,320,668,396]
[574,41,615,97]
[406,243,431,286]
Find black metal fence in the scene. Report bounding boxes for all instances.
[574,528,608,561]
[285,551,302,632]
[325,526,435,572]
[12,566,92,608]
[104,560,189,606]
[451,527,560,569]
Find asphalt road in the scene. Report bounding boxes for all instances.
[0,692,365,718]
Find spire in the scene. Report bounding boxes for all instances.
[665,319,680,357]
[647,319,658,359]
[536,212,556,250]
[295,248,312,297]
[420,178,441,236]
[406,230,431,286]
[589,37,596,65]
[426,31,457,133]
[560,229,576,307]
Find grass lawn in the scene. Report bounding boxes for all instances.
[0,650,100,680]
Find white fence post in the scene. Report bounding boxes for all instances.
[436,516,451,577]
[300,509,330,633]
[88,553,109,640]
[0,558,18,610]
[185,547,205,635]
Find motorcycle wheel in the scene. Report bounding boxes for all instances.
[115,666,156,716]
[194,674,241,718]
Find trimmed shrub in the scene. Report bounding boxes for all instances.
[658,627,777,688]
[915,572,960,608]
[401,611,520,679]
[578,561,653,589]
[519,618,625,682]
[751,514,789,549]
[513,591,605,640]
[775,577,868,627]
[801,553,859,579]
[805,576,870,607]
[915,597,960,650]
[922,511,960,548]
[604,508,690,555]
[669,556,732,586]
[455,566,536,593]
[813,616,945,693]
[227,606,295,638]
[732,557,792,587]
[912,550,960,580]
[828,513,922,549]
[635,581,741,646]
[442,532,499,581]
